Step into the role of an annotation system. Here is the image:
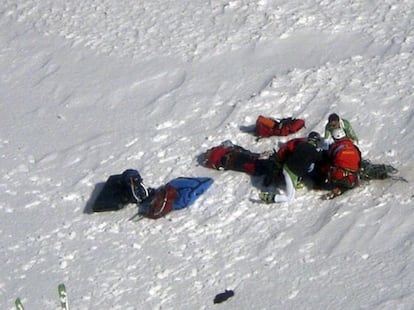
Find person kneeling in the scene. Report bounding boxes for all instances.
[323,128,361,199]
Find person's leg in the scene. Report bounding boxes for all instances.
[273,168,296,204]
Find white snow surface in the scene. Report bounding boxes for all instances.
[1,0,414,309]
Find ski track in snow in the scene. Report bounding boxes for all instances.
[1,0,414,309]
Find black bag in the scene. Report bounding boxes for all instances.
[360,159,398,180]
[92,169,149,212]
[92,174,132,212]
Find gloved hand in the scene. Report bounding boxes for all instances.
[259,192,275,203]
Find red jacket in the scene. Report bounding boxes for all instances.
[277,138,307,163]
[328,138,361,171]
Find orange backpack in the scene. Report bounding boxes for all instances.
[256,116,305,138]
[330,140,361,171]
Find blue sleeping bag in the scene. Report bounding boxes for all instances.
[144,177,213,219]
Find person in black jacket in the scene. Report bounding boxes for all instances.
[259,132,323,204]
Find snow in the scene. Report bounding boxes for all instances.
[1,0,414,309]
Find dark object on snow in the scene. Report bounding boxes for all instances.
[214,290,234,304]
[91,174,132,212]
[360,159,399,180]
[120,169,150,202]
[256,115,305,138]
[92,169,149,212]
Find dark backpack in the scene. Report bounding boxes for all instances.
[360,159,399,180]
[256,116,305,138]
[92,169,148,212]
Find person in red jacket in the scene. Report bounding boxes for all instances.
[259,132,323,204]
[323,128,361,198]
[260,133,320,186]
[276,137,307,164]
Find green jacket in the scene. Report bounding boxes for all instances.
[324,118,359,143]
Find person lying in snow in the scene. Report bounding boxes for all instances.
[324,113,359,144]
[259,131,324,204]
[202,133,324,188]
[202,140,281,181]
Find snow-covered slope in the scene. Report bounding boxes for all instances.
[1,1,413,309]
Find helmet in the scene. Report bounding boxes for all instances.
[308,131,321,143]
[331,128,346,140]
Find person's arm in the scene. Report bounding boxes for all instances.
[324,123,331,139]
[343,119,359,143]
